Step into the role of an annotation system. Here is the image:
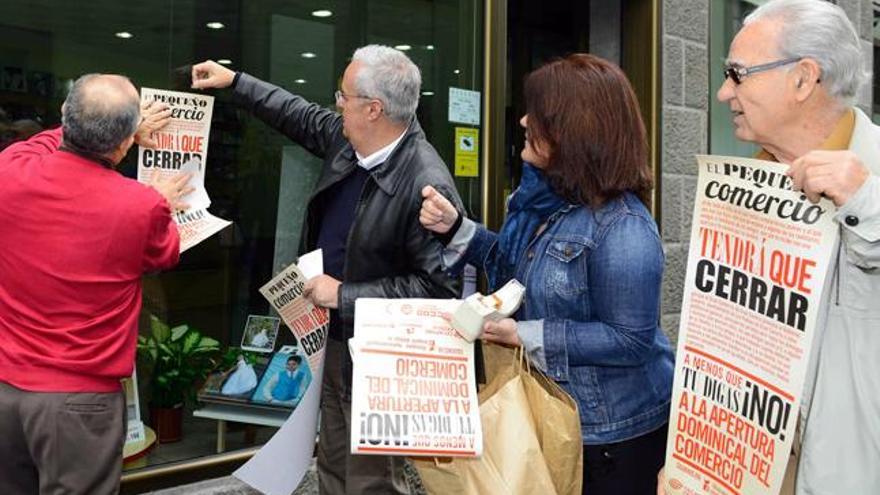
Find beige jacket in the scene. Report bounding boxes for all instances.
[795,108,880,494]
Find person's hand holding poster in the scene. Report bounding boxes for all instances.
[662,155,839,495]
[136,87,230,252]
[233,252,330,495]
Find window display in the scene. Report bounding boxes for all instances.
[0,0,484,478]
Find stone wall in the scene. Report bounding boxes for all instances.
[660,0,709,344]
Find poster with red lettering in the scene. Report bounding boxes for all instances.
[234,254,329,495]
[349,298,482,457]
[662,156,838,495]
[136,87,230,252]
[258,261,328,373]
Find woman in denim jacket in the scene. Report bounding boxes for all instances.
[421,54,674,494]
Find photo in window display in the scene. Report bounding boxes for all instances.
[240,315,281,353]
[250,346,311,409]
[198,316,282,403]
[198,351,269,404]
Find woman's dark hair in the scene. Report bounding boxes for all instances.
[524,53,652,207]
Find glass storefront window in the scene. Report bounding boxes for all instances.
[0,0,483,474]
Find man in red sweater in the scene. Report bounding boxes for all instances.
[0,74,191,494]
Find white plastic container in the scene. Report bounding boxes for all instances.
[451,279,526,341]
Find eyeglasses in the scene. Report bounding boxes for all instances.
[723,57,802,85]
[334,90,374,103]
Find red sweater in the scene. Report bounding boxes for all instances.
[0,128,180,392]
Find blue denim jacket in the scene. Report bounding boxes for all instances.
[447,192,674,444]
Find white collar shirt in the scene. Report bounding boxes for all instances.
[355,130,407,171]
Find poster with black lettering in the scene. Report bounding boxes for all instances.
[258,262,329,373]
[234,253,328,495]
[662,156,838,495]
[136,87,230,252]
[349,298,482,458]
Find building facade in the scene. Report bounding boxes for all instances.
[0,0,874,491]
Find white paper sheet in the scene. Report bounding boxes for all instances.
[233,256,328,495]
[233,355,324,495]
[297,249,324,280]
[178,158,211,210]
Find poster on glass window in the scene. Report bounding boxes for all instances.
[662,155,838,495]
[136,87,230,252]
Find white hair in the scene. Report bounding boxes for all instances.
[744,0,870,105]
[351,45,421,124]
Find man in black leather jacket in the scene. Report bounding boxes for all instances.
[192,45,463,494]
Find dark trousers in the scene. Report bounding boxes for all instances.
[0,381,125,495]
[583,423,668,495]
[316,339,410,495]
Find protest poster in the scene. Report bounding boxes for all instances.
[234,253,328,495]
[662,156,839,495]
[349,298,482,458]
[172,206,232,253]
[257,262,328,372]
[136,87,230,252]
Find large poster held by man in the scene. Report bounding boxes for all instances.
[662,156,838,495]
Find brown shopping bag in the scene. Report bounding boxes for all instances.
[413,343,583,495]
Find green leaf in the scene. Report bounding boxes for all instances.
[150,315,170,343]
[170,325,189,342]
[182,331,201,354]
[138,316,223,408]
[157,343,175,357]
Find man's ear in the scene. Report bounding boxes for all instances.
[122,134,136,151]
[112,134,136,164]
[368,100,384,121]
[794,59,822,100]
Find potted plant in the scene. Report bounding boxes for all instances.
[137,315,221,443]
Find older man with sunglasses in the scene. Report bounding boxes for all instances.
[659,1,880,494]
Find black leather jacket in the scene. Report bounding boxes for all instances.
[233,73,463,338]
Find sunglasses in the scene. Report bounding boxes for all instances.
[722,57,802,85]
